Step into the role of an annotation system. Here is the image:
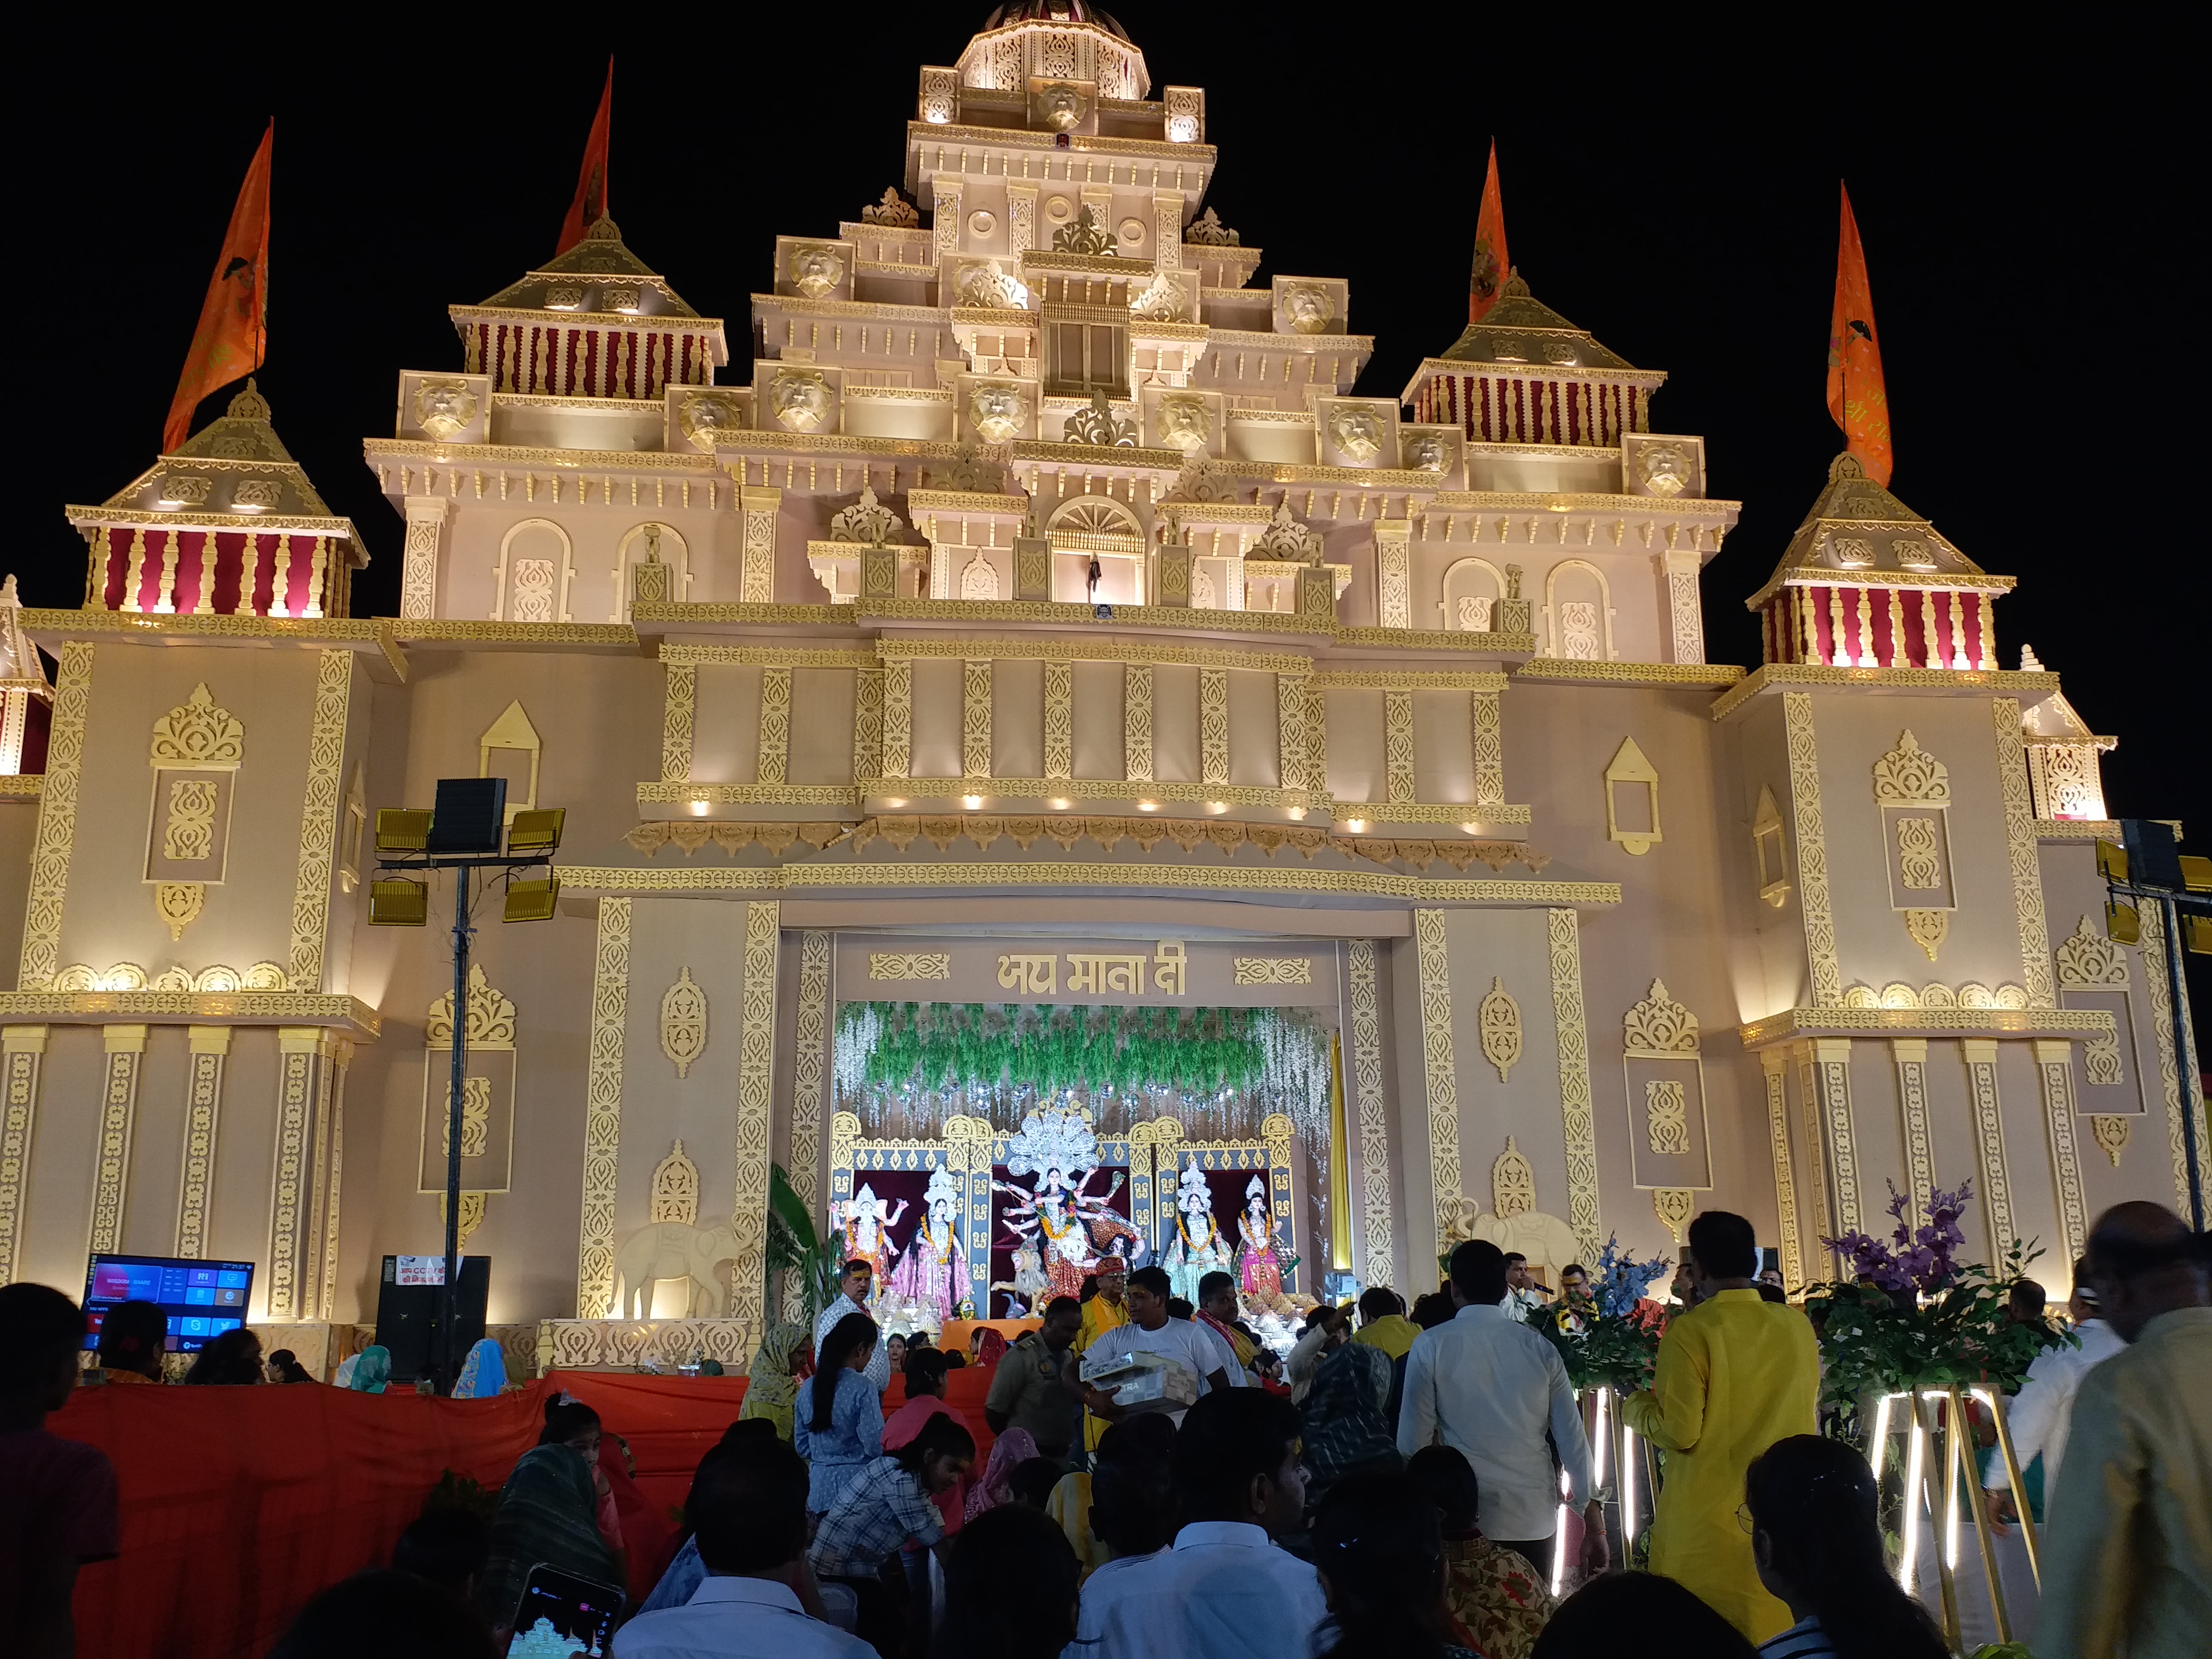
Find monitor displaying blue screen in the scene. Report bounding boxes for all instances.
[83,1253,254,1354]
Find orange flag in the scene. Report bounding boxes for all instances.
[556,60,613,255]
[1468,140,1508,322]
[163,122,272,455]
[1826,183,1892,484]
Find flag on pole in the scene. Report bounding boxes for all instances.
[555,60,613,255]
[163,121,272,455]
[1826,183,1892,485]
[1468,140,1508,322]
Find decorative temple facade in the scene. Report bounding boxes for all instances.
[0,2,2196,1377]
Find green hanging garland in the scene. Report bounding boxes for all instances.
[837,1000,1275,1096]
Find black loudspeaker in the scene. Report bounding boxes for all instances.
[375,1255,490,1382]
[426,777,507,854]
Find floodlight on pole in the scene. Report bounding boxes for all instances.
[370,776,567,1391]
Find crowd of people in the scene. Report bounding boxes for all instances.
[2,1199,2205,1657]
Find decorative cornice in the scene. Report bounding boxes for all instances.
[0,991,379,1036]
[632,602,845,627]
[1311,670,1509,690]
[1736,1006,2113,1048]
[857,598,1328,635]
[1515,659,1745,687]
[2036,818,2124,841]
[878,636,1310,672]
[1335,804,1532,827]
[1416,489,1733,517]
[1743,564,2018,610]
[1711,663,2060,722]
[1332,628,1537,654]
[637,783,865,806]
[447,303,726,332]
[65,505,357,538]
[556,860,1620,905]
[0,775,43,797]
[1400,355,1670,397]
[658,645,878,668]
[365,438,717,472]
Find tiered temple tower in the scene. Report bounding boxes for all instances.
[0,4,2191,1378]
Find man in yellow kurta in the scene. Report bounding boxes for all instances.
[1073,1253,1130,1457]
[1622,1210,1818,1644]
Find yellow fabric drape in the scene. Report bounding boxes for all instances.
[1075,1295,1130,1454]
[1620,1289,1818,1644]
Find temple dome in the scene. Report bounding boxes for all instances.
[977,2,1130,39]
[1435,271,1635,372]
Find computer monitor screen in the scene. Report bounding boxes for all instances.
[83,1253,255,1354]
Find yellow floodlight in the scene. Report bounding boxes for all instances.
[369,879,429,926]
[375,808,433,854]
[2104,899,2140,946]
[2186,914,2212,956]
[503,877,560,923]
[506,807,566,857]
[2179,854,2212,894]
[2094,840,2128,884]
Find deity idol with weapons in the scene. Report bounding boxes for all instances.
[890,1165,974,1324]
[1164,1156,1235,1305]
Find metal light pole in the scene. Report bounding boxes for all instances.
[441,864,472,1387]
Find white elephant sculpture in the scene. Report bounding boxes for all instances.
[612,1220,742,1320]
[1440,1196,1583,1288]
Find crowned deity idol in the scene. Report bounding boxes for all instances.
[831,1182,908,1289]
[1235,1174,1289,1298]
[1163,1157,1234,1305]
[890,1166,974,1324]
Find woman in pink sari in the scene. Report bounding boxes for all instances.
[965,1428,1041,1522]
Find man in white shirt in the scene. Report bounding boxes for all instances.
[614,1431,871,1659]
[1065,1264,1241,1429]
[1984,1261,2126,1519]
[1085,1388,1326,1659]
[1502,1252,1550,1323]
[813,1260,890,1395]
[1398,1239,1605,1582]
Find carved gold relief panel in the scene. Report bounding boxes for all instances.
[144,683,244,943]
[419,965,517,1196]
[1622,979,1713,1193]
[1873,729,1955,961]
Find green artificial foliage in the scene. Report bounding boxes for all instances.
[421,1468,499,1520]
[836,1000,1281,1097]
[765,1160,841,1324]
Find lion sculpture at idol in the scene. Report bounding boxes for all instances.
[612,1218,743,1320]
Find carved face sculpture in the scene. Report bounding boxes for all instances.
[677,391,743,453]
[1403,433,1448,473]
[413,378,479,440]
[968,383,1030,441]
[1155,394,1211,451]
[1282,286,1332,334]
[1327,405,1384,462]
[787,244,845,299]
[1636,443,1694,497]
[1034,83,1086,132]
[769,369,833,433]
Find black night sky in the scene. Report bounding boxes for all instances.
[14,10,2205,1009]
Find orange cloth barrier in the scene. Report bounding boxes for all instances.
[50,1370,750,1659]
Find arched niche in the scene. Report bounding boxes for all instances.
[1441,555,1506,632]
[1544,559,1616,661]
[612,522,690,619]
[492,518,575,623]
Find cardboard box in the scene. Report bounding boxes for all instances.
[1079,1346,1200,1416]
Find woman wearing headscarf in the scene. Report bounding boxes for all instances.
[452,1338,507,1399]
[737,1318,811,1442]
[182,1326,264,1385]
[599,1433,675,1605]
[477,1396,621,1632]
[339,1344,392,1394]
[973,1327,1009,1369]
[1299,1327,1400,1516]
[964,1427,1039,1523]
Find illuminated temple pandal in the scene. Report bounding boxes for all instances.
[2,1,2183,1402]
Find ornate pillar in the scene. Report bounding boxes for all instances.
[1660,548,1705,664]
[1890,1038,1936,1222]
[1809,1037,1863,1236]
[661,664,696,784]
[265,1029,339,1322]
[2031,1040,2090,1266]
[962,661,992,782]
[1758,1048,1805,1291]
[400,495,448,619]
[739,486,781,605]
[1548,909,1602,1256]
[1277,672,1309,792]
[933,178,964,263]
[1959,1039,2016,1256]
[732,903,781,1358]
[1151,191,1184,268]
[1124,664,1153,783]
[757,668,792,786]
[1781,692,1842,1007]
[289,650,353,994]
[1384,692,1416,805]
[1346,941,1393,1287]
[880,661,913,782]
[0,1026,48,1284]
[577,896,631,1319]
[1992,698,2056,1007]
[1376,520,1412,629]
[175,1027,231,1259]
[1006,185,1037,255]
[1791,1042,1834,1262]
[1413,910,1462,1260]
[1199,668,1230,787]
[1471,690,1503,809]
[1043,661,1072,782]
[19,642,92,993]
[317,1039,353,1321]
[789,931,833,1216]
[89,1026,148,1257]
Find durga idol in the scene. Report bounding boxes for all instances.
[1164,1157,1234,1305]
[1236,1174,1290,1298]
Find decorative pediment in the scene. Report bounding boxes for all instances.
[829,485,905,547]
[1250,500,1324,565]
[2055,914,2128,987]
[1061,391,1137,447]
[149,684,244,769]
[660,966,709,1077]
[1492,1136,1536,1218]
[649,1140,700,1224]
[1623,978,1699,1054]
[1051,204,1116,255]
[427,963,517,1049]
[1873,730,1949,804]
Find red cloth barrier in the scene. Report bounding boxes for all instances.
[48,1365,1012,1659]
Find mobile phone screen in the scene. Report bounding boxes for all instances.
[505,1563,623,1658]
